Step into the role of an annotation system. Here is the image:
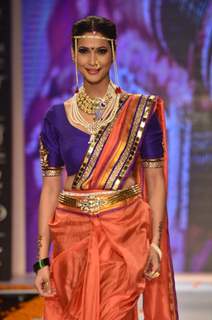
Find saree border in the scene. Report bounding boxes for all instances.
[72,94,129,189]
[107,95,156,190]
[93,94,143,189]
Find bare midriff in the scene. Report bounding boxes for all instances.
[64,174,137,191]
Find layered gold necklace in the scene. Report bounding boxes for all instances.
[77,81,114,114]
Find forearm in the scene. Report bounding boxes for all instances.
[38,179,61,259]
[146,168,166,247]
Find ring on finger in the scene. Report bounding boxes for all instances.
[43,281,49,288]
[145,271,154,278]
[152,271,160,278]
[145,271,160,279]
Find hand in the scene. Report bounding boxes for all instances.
[34,266,56,297]
[144,246,161,280]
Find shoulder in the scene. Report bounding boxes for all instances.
[128,92,164,103]
[133,94,165,115]
[43,103,64,123]
[124,93,157,108]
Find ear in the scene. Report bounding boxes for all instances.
[71,47,75,62]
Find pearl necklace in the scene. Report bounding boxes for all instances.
[69,83,121,144]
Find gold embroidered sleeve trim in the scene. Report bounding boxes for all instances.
[39,136,49,170]
[42,167,63,177]
[142,158,164,168]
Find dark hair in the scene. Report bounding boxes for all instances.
[72,16,116,48]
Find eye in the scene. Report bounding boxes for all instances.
[97,48,108,55]
[78,47,89,54]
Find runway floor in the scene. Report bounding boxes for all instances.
[0,273,212,319]
[176,274,212,320]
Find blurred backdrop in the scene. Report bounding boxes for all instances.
[0,0,212,279]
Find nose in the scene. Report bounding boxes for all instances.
[89,51,96,66]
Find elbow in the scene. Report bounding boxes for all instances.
[146,168,165,196]
[41,176,62,196]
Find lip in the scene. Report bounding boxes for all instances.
[86,68,100,75]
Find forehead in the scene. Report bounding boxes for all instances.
[77,32,110,48]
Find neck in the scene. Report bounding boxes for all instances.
[83,77,110,98]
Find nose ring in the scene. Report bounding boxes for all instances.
[95,60,100,69]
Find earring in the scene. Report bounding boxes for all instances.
[74,38,79,93]
[111,40,121,93]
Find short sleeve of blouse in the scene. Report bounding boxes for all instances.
[140,112,164,168]
[39,113,64,177]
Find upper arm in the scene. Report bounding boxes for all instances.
[144,166,165,202]
[41,175,62,195]
[140,111,164,168]
[39,112,64,177]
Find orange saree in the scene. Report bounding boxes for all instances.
[44,94,178,320]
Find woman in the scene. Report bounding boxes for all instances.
[34,16,178,320]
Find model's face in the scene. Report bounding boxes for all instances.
[72,32,113,84]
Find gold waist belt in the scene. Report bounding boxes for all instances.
[58,184,141,215]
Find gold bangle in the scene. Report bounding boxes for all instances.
[150,243,162,260]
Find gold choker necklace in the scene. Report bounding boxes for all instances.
[77,81,115,114]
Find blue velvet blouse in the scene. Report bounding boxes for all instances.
[39,103,163,177]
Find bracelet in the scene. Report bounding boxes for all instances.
[150,243,162,260]
[33,257,50,273]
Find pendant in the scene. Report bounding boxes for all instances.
[95,101,105,120]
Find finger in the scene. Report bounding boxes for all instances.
[42,291,56,297]
[38,287,56,297]
[144,252,151,271]
[144,270,155,278]
[35,281,47,296]
[144,262,153,276]
[144,256,153,272]
[35,279,56,297]
[151,260,161,273]
[145,269,161,280]
[146,268,160,279]
[42,280,56,297]
[151,271,160,279]
[144,261,160,278]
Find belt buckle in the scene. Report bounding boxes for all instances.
[77,195,105,214]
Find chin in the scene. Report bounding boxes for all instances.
[84,74,109,85]
[86,78,104,85]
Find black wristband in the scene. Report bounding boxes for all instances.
[33,257,50,273]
